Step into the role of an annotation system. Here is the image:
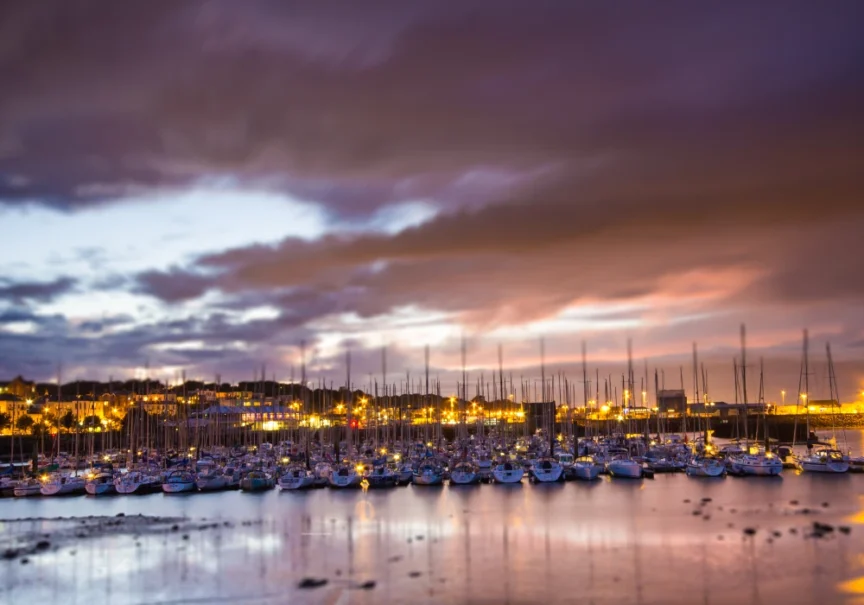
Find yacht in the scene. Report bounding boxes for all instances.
[196,467,230,491]
[278,465,315,490]
[162,470,196,493]
[568,455,602,481]
[491,460,524,484]
[14,478,43,497]
[530,457,564,483]
[85,472,117,495]
[606,455,643,479]
[685,457,726,478]
[330,463,362,488]
[41,473,86,496]
[449,461,481,485]
[728,451,782,476]
[412,462,444,486]
[799,449,849,473]
[240,470,274,491]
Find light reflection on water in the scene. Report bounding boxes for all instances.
[3,434,864,604]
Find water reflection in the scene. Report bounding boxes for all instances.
[1,467,864,603]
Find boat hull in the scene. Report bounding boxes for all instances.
[801,461,849,473]
[492,467,524,484]
[607,461,643,479]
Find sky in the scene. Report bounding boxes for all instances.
[1,2,863,402]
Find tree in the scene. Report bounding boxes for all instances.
[82,415,102,429]
[0,412,10,432]
[16,414,34,432]
[59,410,75,431]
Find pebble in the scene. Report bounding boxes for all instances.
[743,527,757,536]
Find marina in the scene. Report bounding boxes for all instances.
[2,439,864,605]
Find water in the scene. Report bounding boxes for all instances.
[2,432,864,604]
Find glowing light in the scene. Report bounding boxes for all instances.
[600,405,610,413]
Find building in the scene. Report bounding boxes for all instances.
[0,376,36,399]
[657,389,687,414]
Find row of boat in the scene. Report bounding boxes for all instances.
[2,433,860,498]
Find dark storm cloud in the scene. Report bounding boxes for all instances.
[2,2,864,393]
[1,1,862,213]
[0,277,75,303]
[135,268,214,302]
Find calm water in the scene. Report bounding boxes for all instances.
[2,434,864,605]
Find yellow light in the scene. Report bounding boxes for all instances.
[616,414,624,422]
[281,457,289,464]
[600,405,610,413]
[40,474,48,482]
[380,448,387,455]
[393,454,401,461]
[355,464,365,473]
[103,455,110,461]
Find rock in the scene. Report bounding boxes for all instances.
[116,512,125,517]
[388,555,403,563]
[789,528,798,534]
[772,531,782,538]
[729,508,737,513]
[692,510,701,516]
[701,497,712,503]
[35,540,50,551]
[358,580,376,590]
[822,502,830,508]
[182,534,189,540]
[2,549,19,560]
[743,527,757,536]
[789,500,799,505]
[298,578,328,589]
[20,557,29,565]
[415,535,424,541]
[171,524,179,531]
[703,515,711,521]
[409,571,422,578]
[683,499,691,503]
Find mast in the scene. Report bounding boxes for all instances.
[740,324,749,449]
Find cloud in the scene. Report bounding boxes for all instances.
[1,3,863,399]
[135,268,214,302]
[0,277,76,303]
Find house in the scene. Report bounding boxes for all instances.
[0,375,36,399]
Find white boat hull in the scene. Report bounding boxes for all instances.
[449,471,480,485]
[801,461,849,473]
[607,460,643,479]
[329,472,361,488]
[14,484,42,497]
[686,461,726,477]
[492,467,524,484]
[196,476,228,491]
[278,475,314,490]
[85,482,116,495]
[162,481,195,493]
[570,463,601,481]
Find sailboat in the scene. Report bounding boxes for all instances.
[685,457,726,477]
[85,471,117,495]
[727,325,783,477]
[799,448,849,473]
[491,459,524,484]
[449,460,481,485]
[278,464,315,490]
[530,457,564,482]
